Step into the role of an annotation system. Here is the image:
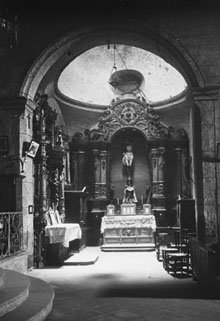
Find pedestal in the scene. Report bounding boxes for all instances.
[106,204,116,215]
[121,203,136,215]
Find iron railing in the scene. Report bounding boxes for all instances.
[190,237,216,290]
[0,212,24,258]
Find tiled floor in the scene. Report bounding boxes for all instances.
[28,247,220,321]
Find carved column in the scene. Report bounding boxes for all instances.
[58,162,65,221]
[151,147,166,199]
[151,147,166,225]
[192,87,220,244]
[175,147,184,197]
[100,150,107,198]
[39,111,48,215]
[35,109,47,268]
[93,149,101,198]
[92,149,107,199]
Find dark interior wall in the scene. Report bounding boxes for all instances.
[0,175,16,211]
[165,147,180,199]
[1,4,219,100]
[156,100,190,136]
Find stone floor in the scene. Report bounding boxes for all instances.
[28,247,220,321]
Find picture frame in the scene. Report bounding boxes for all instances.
[27,140,39,158]
[0,136,9,153]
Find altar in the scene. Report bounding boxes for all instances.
[100,214,156,251]
[70,89,191,251]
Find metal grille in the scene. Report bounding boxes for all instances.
[0,212,24,258]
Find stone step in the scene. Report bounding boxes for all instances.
[1,275,54,321]
[0,268,5,288]
[101,243,155,251]
[64,251,99,265]
[0,270,30,317]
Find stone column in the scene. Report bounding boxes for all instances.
[175,147,191,198]
[192,86,220,244]
[72,150,86,190]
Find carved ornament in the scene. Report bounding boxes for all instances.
[89,98,174,142]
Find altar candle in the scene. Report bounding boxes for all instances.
[117,198,120,205]
[141,195,143,205]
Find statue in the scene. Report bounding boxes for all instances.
[109,185,115,204]
[122,144,134,178]
[123,178,137,204]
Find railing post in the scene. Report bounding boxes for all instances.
[8,212,11,256]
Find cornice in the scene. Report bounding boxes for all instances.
[192,86,220,101]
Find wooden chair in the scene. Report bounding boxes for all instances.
[162,247,179,270]
[154,227,180,261]
[155,232,170,261]
[164,230,192,276]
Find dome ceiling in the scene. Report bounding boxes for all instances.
[57,45,187,106]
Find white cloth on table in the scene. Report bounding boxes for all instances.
[45,223,82,247]
[100,215,156,234]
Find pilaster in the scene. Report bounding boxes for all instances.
[151,147,166,225]
[192,86,220,244]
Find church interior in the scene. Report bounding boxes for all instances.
[1,0,220,320]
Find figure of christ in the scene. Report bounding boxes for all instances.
[122,144,134,178]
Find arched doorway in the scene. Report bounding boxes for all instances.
[19,19,202,264]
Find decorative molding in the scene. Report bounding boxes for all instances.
[192,86,220,102]
[89,97,178,142]
[94,183,107,199]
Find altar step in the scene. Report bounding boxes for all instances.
[0,267,54,321]
[64,247,99,265]
[100,243,155,252]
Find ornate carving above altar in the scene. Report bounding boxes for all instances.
[70,94,191,232]
[89,96,188,143]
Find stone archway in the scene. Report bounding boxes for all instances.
[20,21,204,101]
[19,18,213,247]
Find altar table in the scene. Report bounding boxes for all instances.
[101,215,156,250]
[45,223,82,247]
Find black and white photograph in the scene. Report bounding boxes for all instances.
[27,140,39,158]
[0,0,220,320]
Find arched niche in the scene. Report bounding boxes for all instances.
[109,128,151,202]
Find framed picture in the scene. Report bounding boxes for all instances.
[0,136,9,153]
[27,140,39,158]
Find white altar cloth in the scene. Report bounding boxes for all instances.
[100,215,156,234]
[45,223,82,247]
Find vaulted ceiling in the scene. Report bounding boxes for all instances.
[57,45,187,106]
